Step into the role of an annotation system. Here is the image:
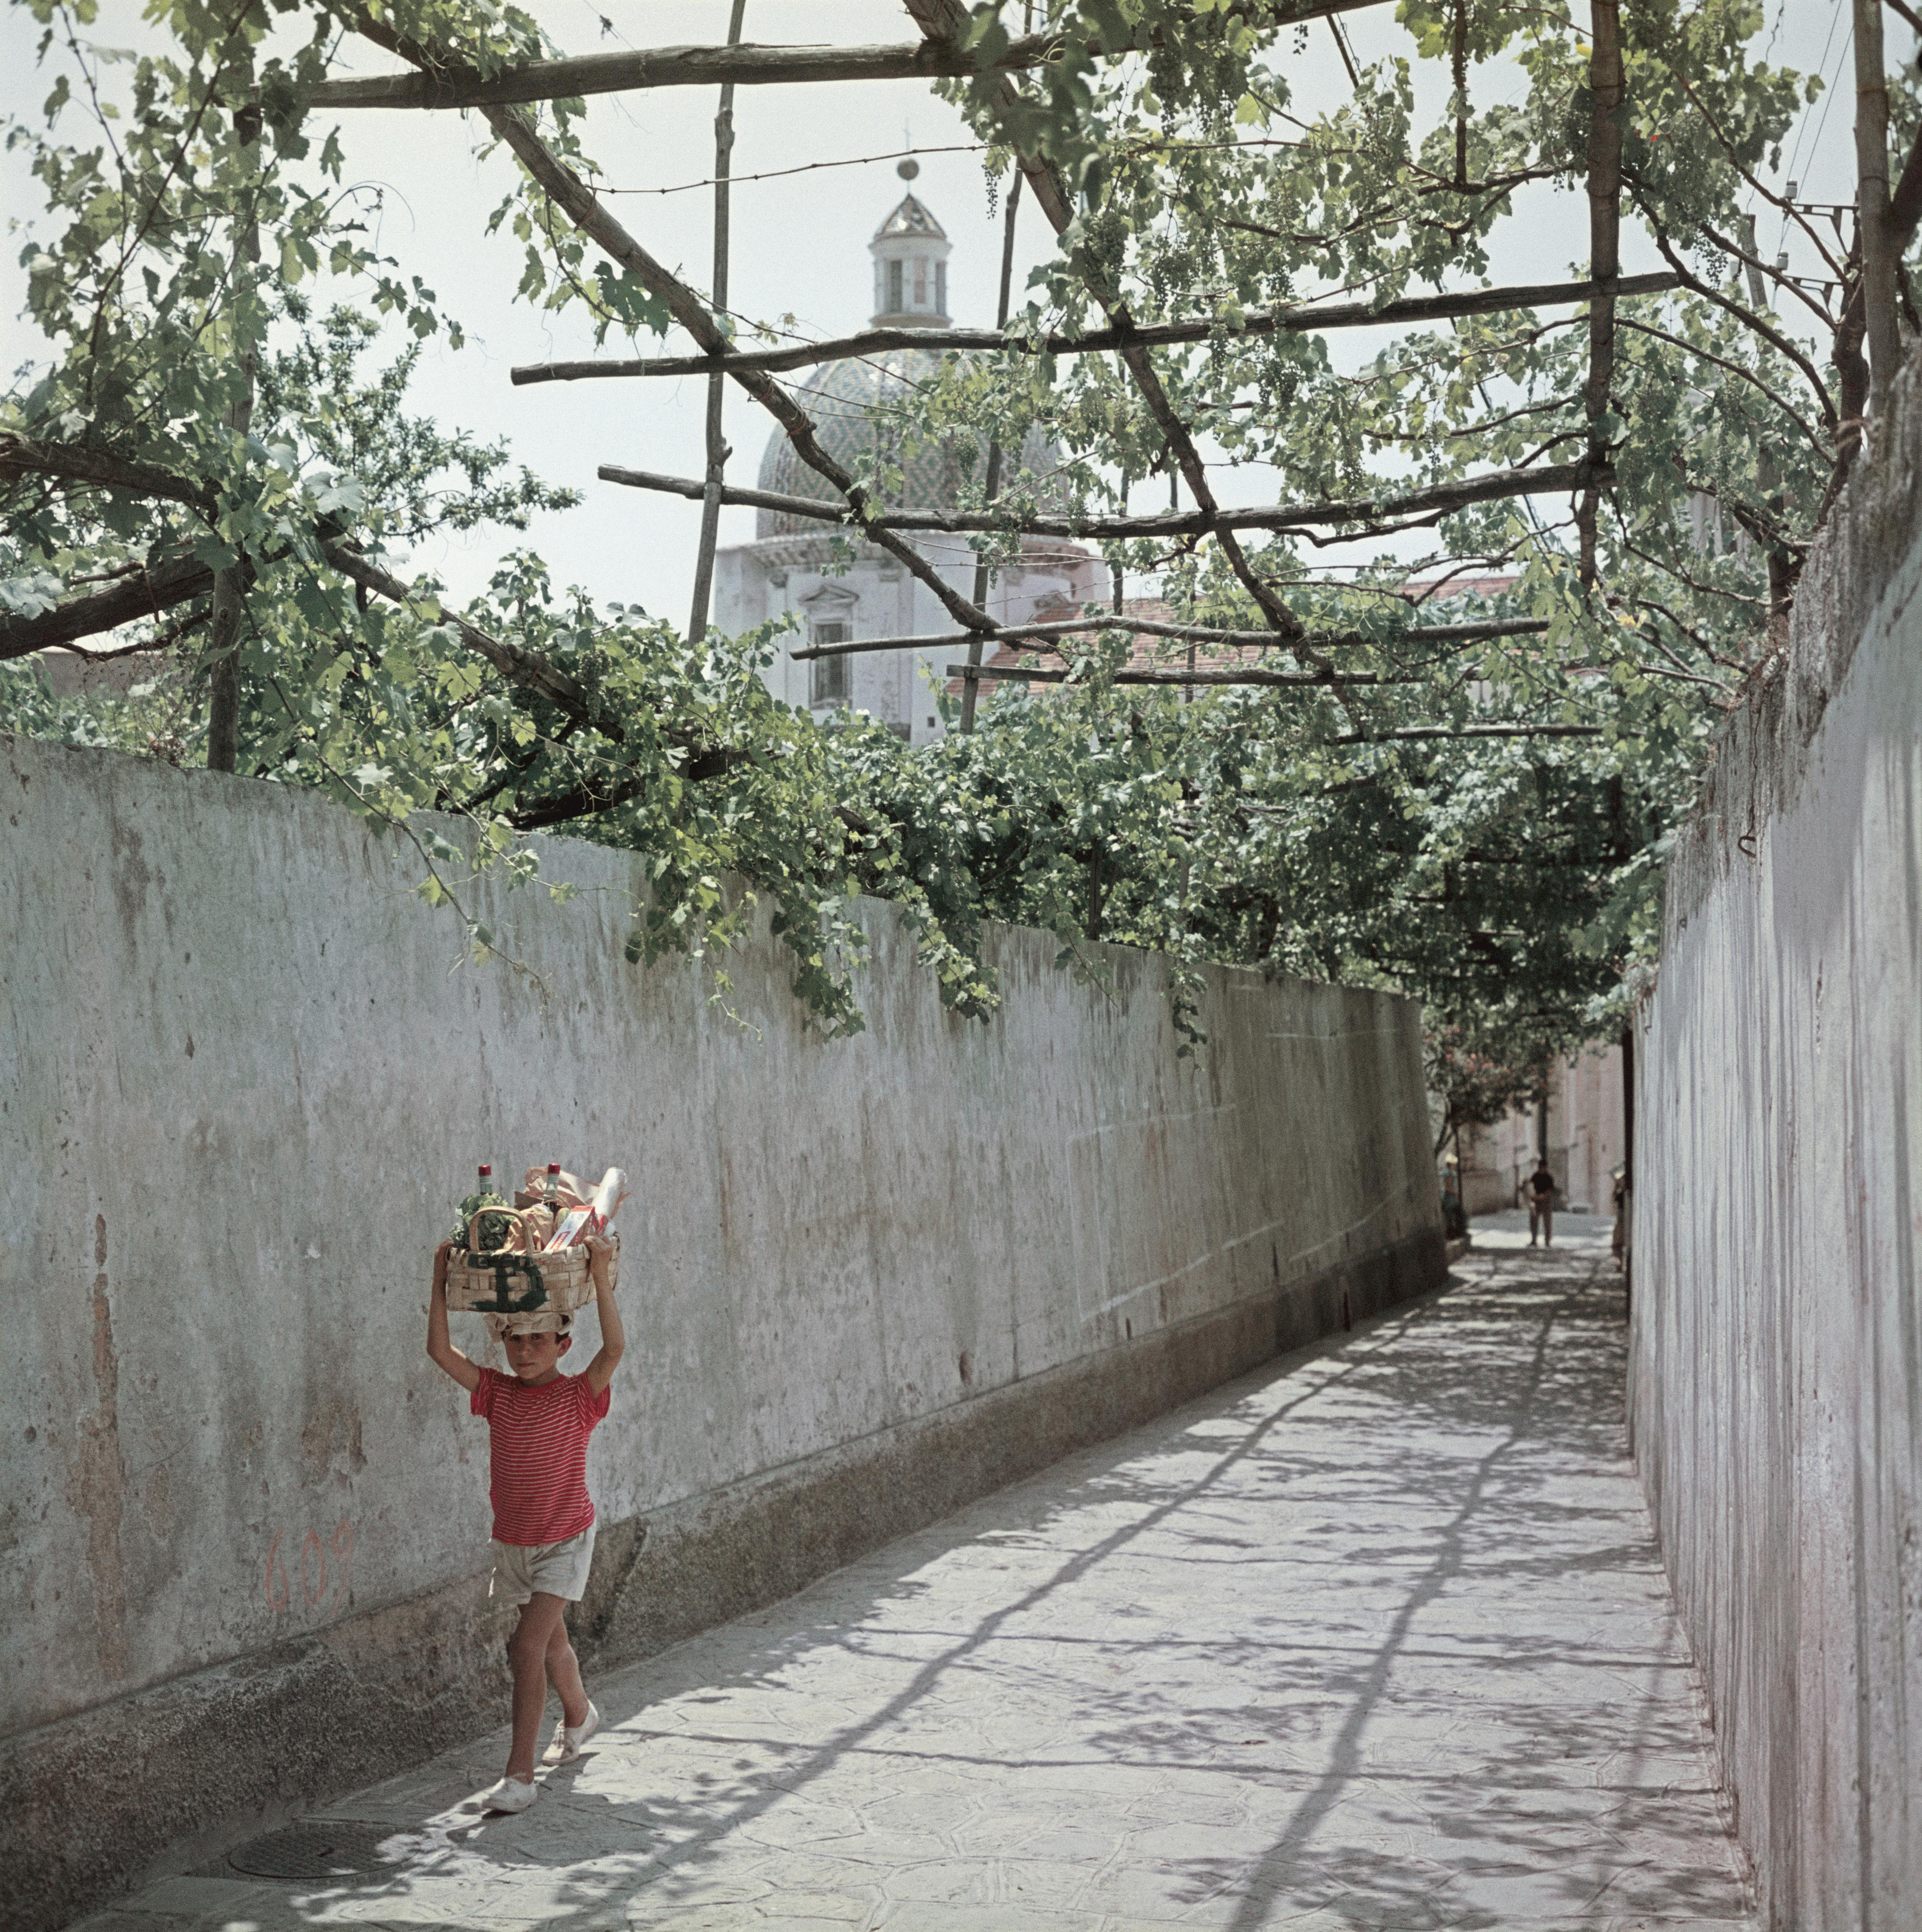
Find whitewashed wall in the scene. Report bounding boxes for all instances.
[3,730,1439,1758]
[1630,355,1922,1928]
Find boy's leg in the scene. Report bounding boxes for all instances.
[504,1593,571,1780]
[545,1614,591,1730]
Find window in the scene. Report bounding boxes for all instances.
[809,621,850,705]
[935,261,946,315]
[887,260,903,312]
[914,257,927,305]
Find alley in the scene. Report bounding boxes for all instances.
[79,1228,1752,1932]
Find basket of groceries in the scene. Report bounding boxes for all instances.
[445,1162,624,1319]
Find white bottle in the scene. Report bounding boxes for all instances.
[587,1167,625,1233]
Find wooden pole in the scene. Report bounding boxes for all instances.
[207,103,261,774]
[1854,0,1901,425]
[1621,1018,1636,1320]
[961,170,1023,733]
[1739,214,1794,642]
[1110,471,1129,613]
[687,0,748,646]
[1577,0,1622,591]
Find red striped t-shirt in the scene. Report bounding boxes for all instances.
[470,1368,611,1546]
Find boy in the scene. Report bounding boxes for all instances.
[428,1236,624,1814]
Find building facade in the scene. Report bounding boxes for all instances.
[1456,1040,1628,1216]
[713,167,1096,743]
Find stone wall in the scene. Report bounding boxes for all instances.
[1630,358,1922,1925]
[0,733,1444,1931]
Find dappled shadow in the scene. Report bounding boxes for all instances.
[177,1251,1749,1932]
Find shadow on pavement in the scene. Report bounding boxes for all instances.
[89,1249,1750,1932]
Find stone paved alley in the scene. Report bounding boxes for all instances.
[78,1224,1753,1932]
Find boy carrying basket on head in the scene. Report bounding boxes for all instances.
[428,1236,623,1814]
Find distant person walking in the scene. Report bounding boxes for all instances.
[1519,1158,1558,1248]
[1611,1167,1631,1271]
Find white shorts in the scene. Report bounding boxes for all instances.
[489,1523,597,1605]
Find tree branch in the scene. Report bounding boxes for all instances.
[0,551,215,660]
[1613,316,1831,455]
[1632,189,1840,432]
[319,539,626,740]
[0,433,216,516]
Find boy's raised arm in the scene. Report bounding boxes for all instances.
[427,1241,483,1391]
[583,1237,624,1396]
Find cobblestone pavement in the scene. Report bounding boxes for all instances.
[79,1225,1753,1932]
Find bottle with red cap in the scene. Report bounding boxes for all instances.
[453,1164,512,1252]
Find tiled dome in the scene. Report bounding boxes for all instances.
[756,346,1064,538]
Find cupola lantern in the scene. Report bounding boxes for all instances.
[869,158,952,327]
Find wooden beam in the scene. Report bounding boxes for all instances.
[598,458,1613,535]
[302,33,1063,111]
[790,614,1550,659]
[947,665,1606,736]
[946,662,1416,687]
[513,274,1680,386]
[308,0,1401,113]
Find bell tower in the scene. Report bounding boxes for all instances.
[869,159,952,327]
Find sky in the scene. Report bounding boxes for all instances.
[0,0,1868,627]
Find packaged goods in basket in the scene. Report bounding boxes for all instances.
[546,1166,625,1250]
[444,1161,625,1319]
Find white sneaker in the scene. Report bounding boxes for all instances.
[481,1775,540,1814]
[544,1700,601,1765]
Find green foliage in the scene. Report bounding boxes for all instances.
[2,0,1881,1071]
[1426,1023,1555,1158]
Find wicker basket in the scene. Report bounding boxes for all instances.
[445,1209,617,1318]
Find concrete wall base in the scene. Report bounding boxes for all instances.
[12,1229,1440,1932]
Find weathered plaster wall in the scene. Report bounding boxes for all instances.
[1630,357,1922,1927]
[1,733,1443,1930]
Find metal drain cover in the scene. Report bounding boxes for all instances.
[228,1818,412,1880]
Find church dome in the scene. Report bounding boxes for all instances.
[755,171,1065,538]
[756,347,1063,538]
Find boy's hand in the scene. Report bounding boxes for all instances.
[585,1233,614,1293]
[432,1240,453,1294]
